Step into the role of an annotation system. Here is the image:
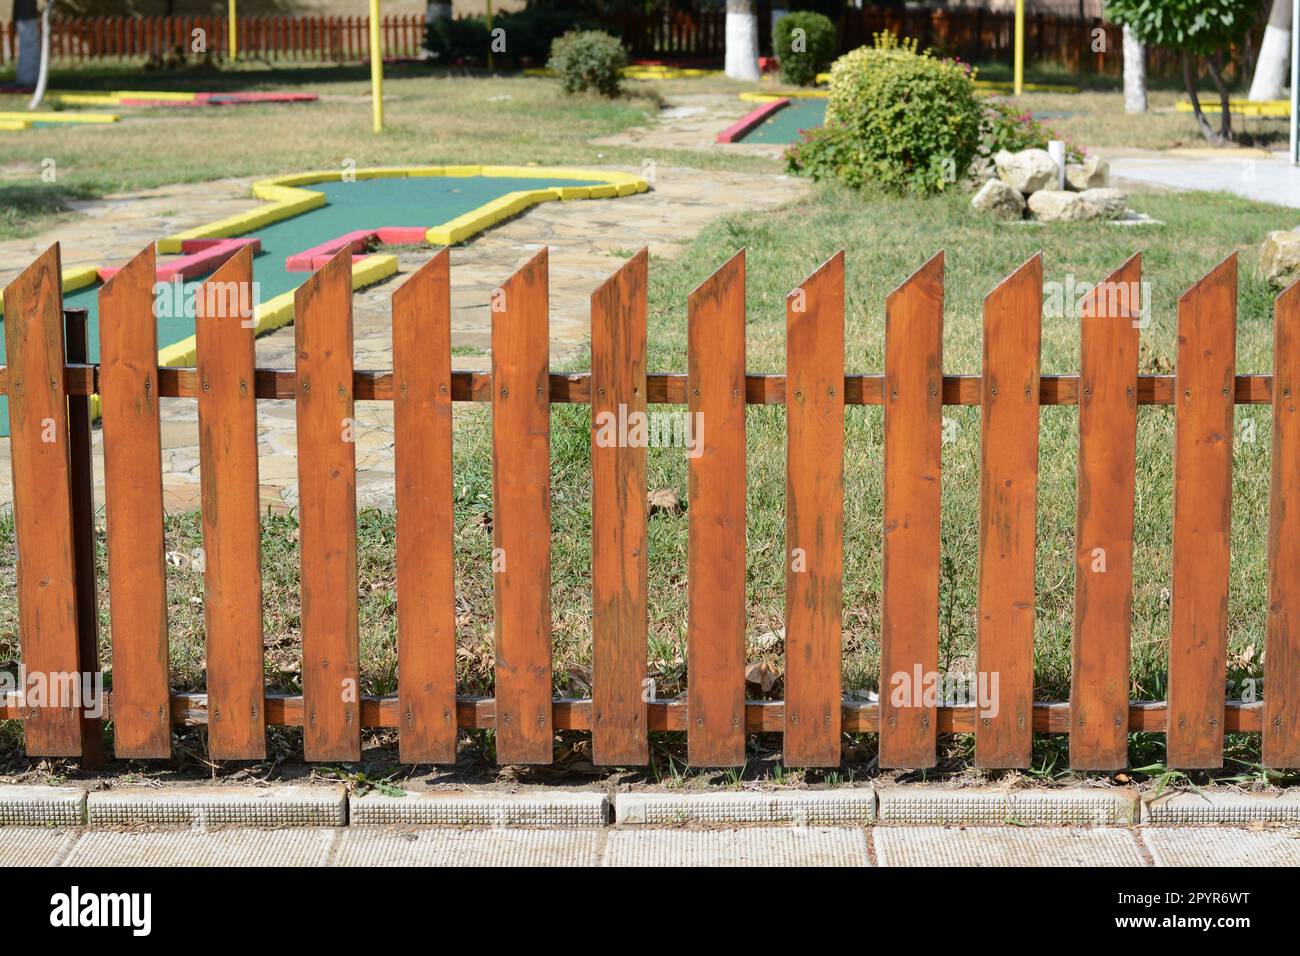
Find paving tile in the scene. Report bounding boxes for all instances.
[1142,791,1300,825]
[603,827,870,867]
[349,791,608,827]
[614,790,875,825]
[875,826,1146,867]
[333,827,600,866]
[0,827,80,866]
[0,785,87,826]
[87,785,346,827]
[1141,827,1300,866]
[62,828,337,866]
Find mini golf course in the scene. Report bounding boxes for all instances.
[0,165,648,434]
[718,93,826,145]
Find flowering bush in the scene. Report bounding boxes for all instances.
[982,100,1085,164]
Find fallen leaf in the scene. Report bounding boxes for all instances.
[745,660,780,693]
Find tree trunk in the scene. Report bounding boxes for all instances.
[725,0,760,82]
[1206,52,1235,142]
[1122,25,1147,114]
[1249,0,1291,100]
[14,0,40,89]
[29,2,52,111]
[1183,52,1224,146]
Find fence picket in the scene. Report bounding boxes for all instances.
[2,244,84,756]
[785,251,845,767]
[1070,254,1142,770]
[195,246,266,760]
[1266,280,1300,767]
[393,250,457,764]
[591,249,650,766]
[880,252,944,769]
[1168,255,1237,768]
[295,248,361,762]
[975,254,1042,769]
[686,250,746,767]
[100,245,172,758]
[492,249,554,765]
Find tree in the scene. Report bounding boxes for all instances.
[725,0,760,82]
[1105,0,1260,145]
[1249,0,1291,100]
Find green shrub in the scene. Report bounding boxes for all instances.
[547,30,628,97]
[787,33,984,194]
[774,11,836,86]
[982,100,1084,164]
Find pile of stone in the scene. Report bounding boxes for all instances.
[1260,229,1300,288]
[971,148,1130,223]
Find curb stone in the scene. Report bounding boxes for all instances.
[86,786,347,827]
[349,791,609,827]
[1141,790,1300,825]
[877,787,1137,825]
[0,785,87,826]
[613,790,876,826]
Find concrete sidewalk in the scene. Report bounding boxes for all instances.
[1,784,1297,866]
[5,823,1299,867]
[1107,148,1300,209]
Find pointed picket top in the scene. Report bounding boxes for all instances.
[688,248,744,311]
[393,244,451,315]
[985,252,1043,309]
[789,249,845,305]
[593,246,646,309]
[2,242,63,324]
[886,250,944,310]
[1179,251,1237,307]
[100,242,155,302]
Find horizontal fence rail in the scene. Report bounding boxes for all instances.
[0,242,1298,770]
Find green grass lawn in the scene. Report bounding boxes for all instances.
[0,63,1292,775]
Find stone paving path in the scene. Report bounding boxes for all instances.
[4,824,1298,867]
[0,149,807,510]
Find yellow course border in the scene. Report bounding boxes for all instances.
[739,90,827,103]
[0,111,121,131]
[1175,99,1289,118]
[157,164,650,253]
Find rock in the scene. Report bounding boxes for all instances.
[1027,189,1099,222]
[1065,155,1109,191]
[1260,229,1300,287]
[971,178,1026,221]
[1079,187,1128,220]
[995,148,1059,194]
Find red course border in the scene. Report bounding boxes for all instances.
[715,97,790,144]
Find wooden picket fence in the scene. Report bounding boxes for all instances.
[1,242,1298,770]
[0,15,427,64]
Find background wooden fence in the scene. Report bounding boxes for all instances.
[1,9,1197,77]
[0,242,1297,769]
[0,15,427,65]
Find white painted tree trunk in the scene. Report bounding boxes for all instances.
[725,1,760,82]
[1122,25,1147,114]
[1249,2,1292,102]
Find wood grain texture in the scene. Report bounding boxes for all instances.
[1069,255,1142,770]
[295,248,361,762]
[686,250,747,767]
[195,246,266,760]
[879,252,943,769]
[393,249,457,764]
[591,249,649,766]
[492,248,554,765]
[1266,279,1300,767]
[975,254,1042,769]
[1167,255,1236,769]
[784,251,845,768]
[3,245,84,756]
[99,245,172,758]
[63,309,106,767]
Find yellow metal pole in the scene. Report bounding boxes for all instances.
[1013,0,1024,96]
[486,0,494,71]
[369,0,383,133]
[228,0,237,61]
